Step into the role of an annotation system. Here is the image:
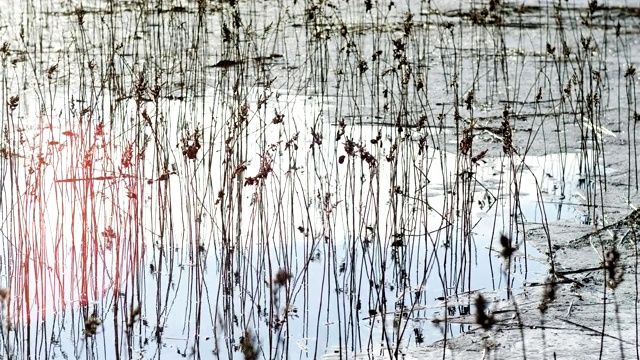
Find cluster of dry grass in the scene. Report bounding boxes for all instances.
[0,0,637,359]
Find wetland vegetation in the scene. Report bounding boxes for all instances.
[0,0,639,359]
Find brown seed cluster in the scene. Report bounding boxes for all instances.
[85,313,102,337]
[474,294,494,330]
[181,128,201,160]
[274,269,292,287]
[244,158,273,186]
[0,288,8,301]
[459,126,474,155]
[501,107,512,155]
[604,248,623,289]
[343,138,377,169]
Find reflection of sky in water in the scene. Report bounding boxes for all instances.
[0,104,597,357]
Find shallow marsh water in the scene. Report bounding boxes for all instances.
[0,0,637,359]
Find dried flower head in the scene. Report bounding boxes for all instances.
[274,269,292,287]
[604,248,623,289]
[501,108,512,155]
[474,294,494,330]
[0,288,8,301]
